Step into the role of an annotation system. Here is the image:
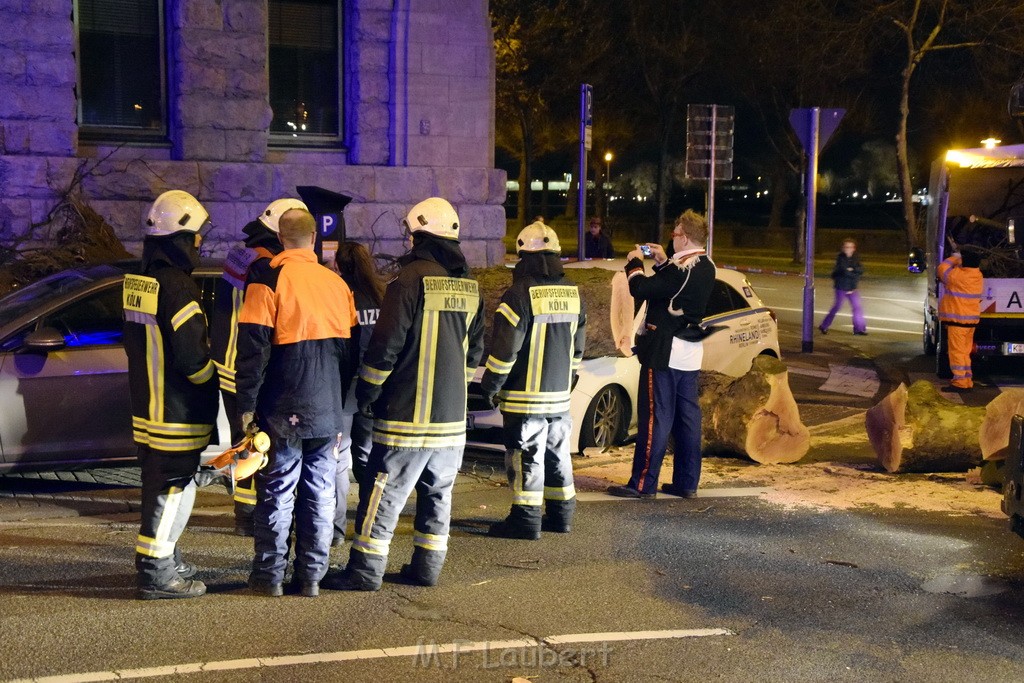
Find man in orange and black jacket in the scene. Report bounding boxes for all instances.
[235,208,358,598]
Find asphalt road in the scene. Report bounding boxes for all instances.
[1,482,1023,682]
[2,270,1024,682]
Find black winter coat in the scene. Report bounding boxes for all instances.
[831,252,863,291]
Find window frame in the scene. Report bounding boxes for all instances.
[73,0,169,143]
[266,0,345,148]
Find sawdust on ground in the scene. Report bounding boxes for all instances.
[573,414,1005,520]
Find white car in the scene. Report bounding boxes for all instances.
[467,265,780,453]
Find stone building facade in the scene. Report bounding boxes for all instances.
[0,0,506,264]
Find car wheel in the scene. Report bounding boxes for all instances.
[580,386,628,450]
[936,322,952,379]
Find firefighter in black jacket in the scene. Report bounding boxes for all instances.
[325,197,485,591]
[124,190,219,600]
[608,209,717,499]
[210,197,305,536]
[480,222,586,539]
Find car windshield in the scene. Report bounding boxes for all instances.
[0,267,118,325]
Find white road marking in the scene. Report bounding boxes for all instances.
[858,296,920,305]
[577,487,771,502]
[12,629,734,682]
[770,306,920,325]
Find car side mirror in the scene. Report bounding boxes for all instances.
[23,327,67,351]
[908,247,925,274]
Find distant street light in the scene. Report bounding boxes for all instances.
[982,137,1001,149]
[604,151,613,217]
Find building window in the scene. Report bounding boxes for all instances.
[76,0,165,137]
[268,0,342,142]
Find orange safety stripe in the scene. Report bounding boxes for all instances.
[239,282,277,329]
[267,250,354,344]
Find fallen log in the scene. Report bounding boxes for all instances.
[979,389,1024,461]
[865,381,985,473]
[471,265,634,359]
[699,355,810,464]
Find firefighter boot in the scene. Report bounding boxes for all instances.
[234,501,255,537]
[399,546,447,587]
[138,576,207,600]
[322,550,383,592]
[542,497,576,534]
[488,504,542,540]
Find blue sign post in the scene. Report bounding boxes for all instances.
[789,107,844,353]
[578,84,593,261]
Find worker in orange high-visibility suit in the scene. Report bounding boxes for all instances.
[937,246,984,392]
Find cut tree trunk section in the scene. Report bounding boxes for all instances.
[699,355,810,464]
[980,389,1024,461]
[866,381,985,473]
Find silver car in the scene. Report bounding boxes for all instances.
[0,262,228,473]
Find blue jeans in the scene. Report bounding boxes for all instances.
[628,366,702,495]
[252,432,338,584]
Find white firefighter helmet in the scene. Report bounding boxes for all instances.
[259,198,309,233]
[403,197,460,241]
[516,221,561,254]
[145,190,209,237]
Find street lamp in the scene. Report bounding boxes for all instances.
[604,151,613,217]
[981,137,1001,150]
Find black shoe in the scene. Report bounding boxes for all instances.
[853,330,868,336]
[541,518,572,534]
[660,483,697,498]
[138,576,206,601]
[488,520,541,540]
[321,570,380,592]
[247,576,283,597]
[941,384,972,393]
[606,484,655,499]
[234,517,255,537]
[175,560,197,578]
[818,325,828,335]
[398,564,439,587]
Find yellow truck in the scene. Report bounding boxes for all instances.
[913,145,1024,378]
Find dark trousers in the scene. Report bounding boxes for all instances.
[135,445,202,586]
[501,413,576,531]
[628,366,702,495]
[252,432,338,584]
[334,409,374,539]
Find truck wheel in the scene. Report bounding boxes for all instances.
[580,386,628,450]
[923,319,937,356]
[936,322,952,379]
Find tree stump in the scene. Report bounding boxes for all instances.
[979,389,1024,461]
[865,380,985,473]
[699,355,810,464]
[472,265,634,359]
